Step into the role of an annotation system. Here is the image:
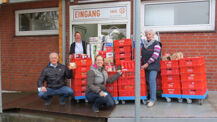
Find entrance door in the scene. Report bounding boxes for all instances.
[72,24,98,43]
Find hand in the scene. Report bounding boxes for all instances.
[41,86,47,92]
[99,91,105,97]
[117,70,122,75]
[68,63,76,70]
[141,63,149,69]
[69,55,73,60]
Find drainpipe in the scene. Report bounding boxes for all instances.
[59,0,66,65]
[62,0,66,65]
[0,38,2,113]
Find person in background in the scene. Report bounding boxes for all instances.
[141,29,162,107]
[69,32,87,59]
[37,52,75,105]
[86,55,122,112]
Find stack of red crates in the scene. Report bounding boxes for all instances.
[118,61,147,97]
[106,72,118,100]
[114,39,132,65]
[179,56,207,95]
[160,60,182,95]
[70,58,92,98]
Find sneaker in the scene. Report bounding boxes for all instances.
[147,101,155,107]
[92,105,99,113]
[45,99,51,106]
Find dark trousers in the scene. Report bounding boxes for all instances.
[86,90,115,109]
[38,86,74,102]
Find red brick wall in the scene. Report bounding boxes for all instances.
[0,1,59,92]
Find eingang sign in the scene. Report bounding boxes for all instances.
[72,6,128,21]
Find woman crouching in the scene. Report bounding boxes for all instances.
[86,55,122,112]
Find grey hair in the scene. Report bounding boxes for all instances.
[144,28,156,35]
[49,52,59,59]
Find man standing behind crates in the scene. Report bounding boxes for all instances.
[37,52,76,106]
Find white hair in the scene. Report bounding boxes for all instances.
[49,52,59,59]
[144,28,156,35]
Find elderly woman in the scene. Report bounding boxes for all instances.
[141,29,161,107]
[86,55,121,112]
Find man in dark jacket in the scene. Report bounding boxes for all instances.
[37,52,75,105]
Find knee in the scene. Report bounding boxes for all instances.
[64,87,74,96]
[68,89,74,96]
[38,91,46,99]
[106,100,115,108]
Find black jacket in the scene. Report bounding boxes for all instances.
[141,41,161,71]
[37,63,72,89]
[69,41,87,54]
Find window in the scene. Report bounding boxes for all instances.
[101,24,126,40]
[141,0,215,32]
[15,8,59,36]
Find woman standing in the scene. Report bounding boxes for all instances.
[86,55,121,112]
[141,29,161,107]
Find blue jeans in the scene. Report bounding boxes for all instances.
[86,90,115,109]
[38,86,74,103]
[145,70,158,102]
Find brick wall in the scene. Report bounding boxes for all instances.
[0,1,59,92]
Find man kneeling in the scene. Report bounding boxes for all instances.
[37,52,75,105]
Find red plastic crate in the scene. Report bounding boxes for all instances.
[179,56,205,67]
[114,39,132,47]
[71,58,92,66]
[115,53,132,59]
[121,61,135,72]
[118,84,146,90]
[73,66,90,73]
[114,46,131,54]
[161,75,180,82]
[115,58,132,65]
[119,90,147,96]
[181,80,207,89]
[180,64,205,73]
[162,88,181,94]
[74,91,85,96]
[71,79,87,86]
[71,85,86,91]
[160,60,179,69]
[162,81,181,89]
[182,88,207,95]
[180,73,206,81]
[161,68,180,75]
[73,72,87,79]
[108,90,118,97]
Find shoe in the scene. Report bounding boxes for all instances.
[92,105,99,113]
[147,101,155,107]
[45,99,51,106]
